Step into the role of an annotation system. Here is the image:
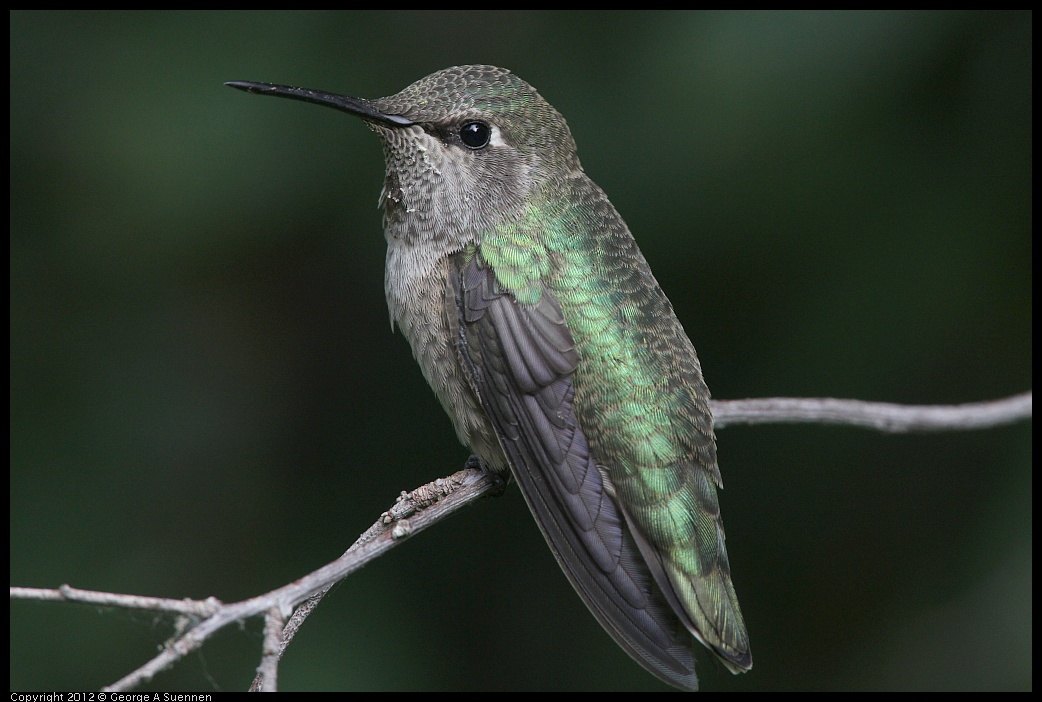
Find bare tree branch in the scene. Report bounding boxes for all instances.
[711,392,1032,431]
[257,607,286,693]
[9,392,1031,691]
[9,585,222,618]
[12,466,500,692]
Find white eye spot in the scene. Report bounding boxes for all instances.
[488,125,506,148]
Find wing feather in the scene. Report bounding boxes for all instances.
[450,254,700,690]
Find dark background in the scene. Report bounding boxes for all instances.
[11,11,1031,691]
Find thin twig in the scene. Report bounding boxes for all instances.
[107,466,494,692]
[9,585,222,618]
[256,607,285,692]
[711,392,1031,431]
[248,464,504,691]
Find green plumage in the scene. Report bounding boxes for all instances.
[481,176,750,672]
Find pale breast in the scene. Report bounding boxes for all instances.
[384,242,507,472]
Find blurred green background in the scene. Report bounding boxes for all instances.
[10,11,1031,691]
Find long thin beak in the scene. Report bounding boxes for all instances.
[225,81,414,128]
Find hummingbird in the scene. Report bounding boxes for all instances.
[227,65,751,690]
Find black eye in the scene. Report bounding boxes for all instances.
[459,121,491,149]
